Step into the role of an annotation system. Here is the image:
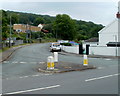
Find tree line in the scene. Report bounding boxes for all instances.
[1,10,104,42]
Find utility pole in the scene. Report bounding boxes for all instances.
[29,24,31,43]
[9,16,12,48]
[26,24,28,43]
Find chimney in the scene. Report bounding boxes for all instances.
[117,1,120,18]
[116,12,120,18]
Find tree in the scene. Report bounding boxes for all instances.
[2,10,9,40]
[53,14,76,40]
[33,17,45,26]
[43,24,53,33]
[11,13,19,24]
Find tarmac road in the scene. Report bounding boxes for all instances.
[1,43,119,94]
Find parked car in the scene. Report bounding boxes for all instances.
[50,42,61,52]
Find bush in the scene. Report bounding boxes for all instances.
[60,43,72,46]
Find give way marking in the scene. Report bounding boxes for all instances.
[4,85,60,95]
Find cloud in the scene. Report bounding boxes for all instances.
[1,0,120,2]
[1,2,118,25]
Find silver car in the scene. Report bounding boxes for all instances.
[50,42,61,52]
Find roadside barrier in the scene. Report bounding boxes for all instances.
[47,56,54,70]
[54,52,58,62]
[83,55,88,66]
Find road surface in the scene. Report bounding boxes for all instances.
[0,43,119,95]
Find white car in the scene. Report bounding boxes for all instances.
[50,42,61,52]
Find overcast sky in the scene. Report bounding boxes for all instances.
[1,1,119,26]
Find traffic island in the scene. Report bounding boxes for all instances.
[38,61,96,73]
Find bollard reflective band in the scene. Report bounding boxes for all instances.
[51,62,54,67]
[47,62,51,68]
[84,59,88,64]
[83,55,88,66]
[47,56,54,69]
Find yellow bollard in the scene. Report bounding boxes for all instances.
[83,55,88,66]
[47,56,54,70]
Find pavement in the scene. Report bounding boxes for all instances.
[60,50,120,59]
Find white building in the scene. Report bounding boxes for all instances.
[98,19,118,46]
[89,1,120,56]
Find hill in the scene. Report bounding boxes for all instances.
[1,10,104,41]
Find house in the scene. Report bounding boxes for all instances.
[89,1,120,56]
[98,19,118,46]
[13,24,41,33]
[83,37,98,46]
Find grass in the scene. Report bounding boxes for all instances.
[0,49,2,53]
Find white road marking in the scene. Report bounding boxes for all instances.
[4,85,60,95]
[4,73,52,80]
[32,75,39,77]
[23,76,29,78]
[39,62,45,64]
[19,76,29,79]
[98,67,104,69]
[20,62,27,64]
[19,77,24,79]
[12,61,18,64]
[10,61,45,64]
[3,61,9,63]
[44,74,52,75]
[105,59,112,61]
[85,73,118,82]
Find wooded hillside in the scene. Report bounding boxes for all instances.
[1,10,104,41]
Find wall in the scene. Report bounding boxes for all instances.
[83,42,98,50]
[61,45,119,56]
[90,46,119,56]
[61,46,79,54]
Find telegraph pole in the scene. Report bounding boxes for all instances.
[26,24,28,43]
[9,16,12,48]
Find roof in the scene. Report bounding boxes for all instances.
[41,29,49,33]
[98,19,118,34]
[85,37,98,42]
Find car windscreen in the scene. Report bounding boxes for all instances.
[53,44,60,47]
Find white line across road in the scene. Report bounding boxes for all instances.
[4,85,60,95]
[85,73,119,82]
